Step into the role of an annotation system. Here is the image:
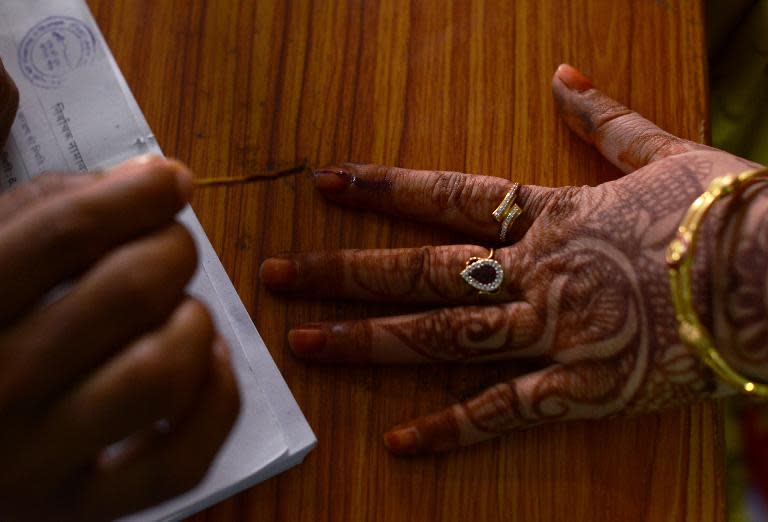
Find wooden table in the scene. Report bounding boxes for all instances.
[88,1,723,520]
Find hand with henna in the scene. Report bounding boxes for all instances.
[261,64,768,455]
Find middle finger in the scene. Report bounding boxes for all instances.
[0,223,197,413]
[0,155,191,325]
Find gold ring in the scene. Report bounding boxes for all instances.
[460,248,504,294]
[492,184,524,242]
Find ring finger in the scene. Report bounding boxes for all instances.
[261,244,529,304]
[0,223,197,413]
[10,298,215,484]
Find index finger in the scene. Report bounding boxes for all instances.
[313,164,556,245]
[0,155,192,324]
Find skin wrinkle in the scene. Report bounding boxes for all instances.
[615,127,690,170]
[381,305,517,361]
[350,249,423,299]
[346,246,484,301]
[586,105,635,139]
[414,246,464,300]
[419,247,474,300]
[334,164,528,238]
[463,381,525,433]
[532,357,630,415]
[330,319,374,362]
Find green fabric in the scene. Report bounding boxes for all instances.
[710,0,768,164]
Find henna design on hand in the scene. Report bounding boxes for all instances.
[714,186,768,378]
[266,64,768,454]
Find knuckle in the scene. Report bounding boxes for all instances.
[127,338,204,411]
[166,223,199,274]
[116,227,197,314]
[592,108,634,137]
[430,171,469,210]
[111,352,180,427]
[635,131,688,161]
[35,198,99,252]
[431,307,461,332]
[123,341,171,395]
[412,245,436,284]
[542,185,586,220]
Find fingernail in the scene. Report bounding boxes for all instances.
[383,426,421,456]
[555,63,593,92]
[260,257,298,290]
[288,325,326,355]
[313,167,351,193]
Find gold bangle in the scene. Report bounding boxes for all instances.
[666,166,768,397]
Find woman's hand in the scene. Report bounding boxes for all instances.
[0,58,239,520]
[261,64,766,455]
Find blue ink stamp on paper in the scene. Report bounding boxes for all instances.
[18,16,97,89]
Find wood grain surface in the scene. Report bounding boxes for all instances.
[86,1,723,520]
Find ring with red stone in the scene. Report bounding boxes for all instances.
[459,248,504,295]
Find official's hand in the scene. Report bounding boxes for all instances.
[0,58,239,520]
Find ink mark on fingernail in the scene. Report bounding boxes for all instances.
[313,168,352,192]
[351,175,392,193]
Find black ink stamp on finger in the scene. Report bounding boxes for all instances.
[18,16,97,89]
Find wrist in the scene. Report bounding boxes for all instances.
[711,182,768,382]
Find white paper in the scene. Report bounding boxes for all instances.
[0,1,315,520]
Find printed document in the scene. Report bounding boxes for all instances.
[0,1,315,520]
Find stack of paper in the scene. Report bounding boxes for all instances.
[0,1,316,520]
